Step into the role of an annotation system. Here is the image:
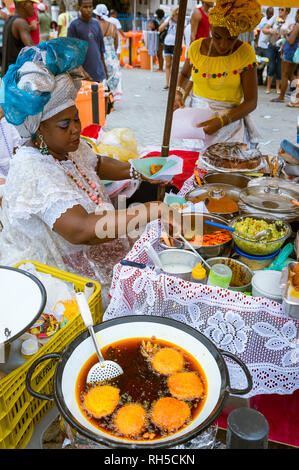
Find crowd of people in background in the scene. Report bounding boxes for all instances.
[0,0,123,104]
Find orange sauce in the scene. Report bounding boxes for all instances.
[75,337,208,442]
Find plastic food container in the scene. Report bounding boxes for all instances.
[251,270,283,303]
[234,245,280,271]
[229,214,291,256]
[207,257,253,292]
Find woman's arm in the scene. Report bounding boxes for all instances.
[174,59,192,110]
[190,8,202,44]
[197,68,258,135]
[52,201,180,245]
[96,155,131,181]
[286,24,299,45]
[113,25,119,52]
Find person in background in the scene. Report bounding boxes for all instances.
[155,8,165,71]
[174,0,262,147]
[272,9,299,103]
[57,2,72,37]
[108,9,126,60]
[49,20,58,39]
[94,4,122,101]
[67,0,107,83]
[263,7,293,94]
[159,8,179,90]
[190,1,214,44]
[255,6,274,58]
[1,0,35,76]
[27,0,39,45]
[38,2,51,42]
[0,1,9,72]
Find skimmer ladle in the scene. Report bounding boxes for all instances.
[76,292,123,384]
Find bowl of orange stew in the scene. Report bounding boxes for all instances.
[25,316,252,449]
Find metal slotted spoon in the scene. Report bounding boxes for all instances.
[76,292,123,384]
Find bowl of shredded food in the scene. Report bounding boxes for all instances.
[229,214,291,256]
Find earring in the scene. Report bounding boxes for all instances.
[38,134,49,155]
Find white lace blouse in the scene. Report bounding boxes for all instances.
[0,140,112,270]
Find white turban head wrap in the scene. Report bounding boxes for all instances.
[16,61,83,139]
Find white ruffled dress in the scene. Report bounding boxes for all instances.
[0,140,130,308]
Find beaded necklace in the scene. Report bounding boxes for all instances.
[0,120,13,177]
[55,156,103,206]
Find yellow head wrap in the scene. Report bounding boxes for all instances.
[209,0,263,37]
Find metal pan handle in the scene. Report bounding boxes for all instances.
[220,350,253,395]
[26,353,62,402]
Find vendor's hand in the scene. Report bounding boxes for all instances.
[174,93,184,111]
[141,175,170,186]
[197,116,222,135]
[158,202,182,238]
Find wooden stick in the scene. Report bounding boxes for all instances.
[157,0,188,201]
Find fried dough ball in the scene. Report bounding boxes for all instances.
[83,385,120,419]
[168,372,204,400]
[114,404,146,437]
[151,347,184,375]
[151,397,191,432]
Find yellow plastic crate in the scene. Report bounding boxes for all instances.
[0,260,102,449]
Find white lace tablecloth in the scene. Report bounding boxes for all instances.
[104,221,299,398]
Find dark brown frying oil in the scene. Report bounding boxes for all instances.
[75,337,208,442]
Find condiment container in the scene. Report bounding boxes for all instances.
[226,408,269,449]
[234,245,280,271]
[1,337,39,374]
[280,262,299,319]
[251,270,282,303]
[21,338,39,360]
[207,263,232,288]
[191,263,207,284]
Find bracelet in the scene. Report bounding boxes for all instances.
[225,114,233,125]
[176,86,185,96]
[129,163,142,182]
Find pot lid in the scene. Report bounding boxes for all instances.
[240,182,299,214]
[0,266,47,345]
[187,184,240,201]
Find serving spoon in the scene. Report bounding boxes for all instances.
[76,292,123,384]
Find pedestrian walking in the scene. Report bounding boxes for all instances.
[38,3,51,42]
[272,9,299,103]
[94,4,122,101]
[1,0,36,76]
[190,1,214,44]
[67,0,107,83]
[57,2,72,38]
[0,1,9,73]
[108,9,126,60]
[155,8,165,72]
[263,7,293,94]
[159,8,179,90]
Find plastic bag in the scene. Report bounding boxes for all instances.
[96,128,139,162]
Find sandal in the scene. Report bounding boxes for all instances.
[265,90,271,94]
[270,97,284,103]
[286,102,299,108]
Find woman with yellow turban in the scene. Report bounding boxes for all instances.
[174,0,263,146]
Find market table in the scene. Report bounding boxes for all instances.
[104,220,299,447]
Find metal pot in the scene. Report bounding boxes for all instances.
[26,316,252,449]
[185,184,240,221]
[181,213,233,259]
[206,257,253,293]
[202,172,251,189]
[158,249,199,281]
